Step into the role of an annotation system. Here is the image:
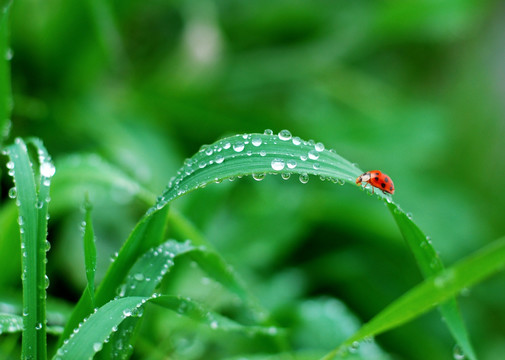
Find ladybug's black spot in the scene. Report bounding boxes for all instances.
[374,177,379,181]
[375,172,380,176]
[390,186,393,191]
[384,177,389,183]
[381,183,386,188]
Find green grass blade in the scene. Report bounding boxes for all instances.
[155,131,362,208]
[54,294,280,360]
[0,313,23,334]
[5,138,54,360]
[387,202,476,360]
[322,236,505,359]
[82,198,96,306]
[154,130,475,358]
[108,239,268,359]
[58,204,170,345]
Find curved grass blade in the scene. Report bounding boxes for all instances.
[155,131,363,208]
[153,131,475,358]
[4,138,55,360]
[322,236,505,359]
[106,239,268,359]
[54,294,281,360]
[0,313,23,334]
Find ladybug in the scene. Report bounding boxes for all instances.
[356,170,395,195]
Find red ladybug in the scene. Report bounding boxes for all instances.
[356,170,395,195]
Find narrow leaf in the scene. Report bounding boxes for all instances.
[323,236,505,359]
[5,138,54,360]
[82,198,96,305]
[388,202,476,360]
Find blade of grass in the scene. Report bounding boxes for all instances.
[387,202,476,360]
[154,130,475,357]
[82,197,96,306]
[54,294,280,360]
[58,204,170,345]
[5,138,54,360]
[322,236,505,359]
[106,239,271,359]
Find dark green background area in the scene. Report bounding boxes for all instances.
[1,1,504,359]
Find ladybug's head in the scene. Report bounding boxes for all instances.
[355,172,371,185]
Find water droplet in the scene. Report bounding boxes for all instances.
[315,142,325,152]
[36,201,44,209]
[281,173,291,180]
[313,163,320,170]
[453,344,465,359]
[271,158,285,171]
[251,136,262,147]
[259,150,267,157]
[134,273,145,281]
[6,161,14,169]
[35,323,42,330]
[223,142,231,150]
[278,129,292,141]
[308,150,319,160]
[215,155,224,164]
[233,142,244,152]
[45,275,50,288]
[286,159,297,169]
[18,216,24,226]
[264,129,273,135]
[349,341,360,353]
[123,309,132,317]
[205,148,213,156]
[292,137,301,145]
[406,212,413,220]
[93,342,103,352]
[40,162,56,178]
[45,240,51,251]
[8,187,17,198]
[252,173,266,181]
[299,173,309,184]
[210,320,218,329]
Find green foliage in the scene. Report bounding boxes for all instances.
[2,1,505,360]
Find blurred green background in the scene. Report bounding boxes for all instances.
[1,0,505,359]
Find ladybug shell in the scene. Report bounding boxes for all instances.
[357,170,395,195]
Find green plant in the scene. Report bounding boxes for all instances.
[2,130,505,359]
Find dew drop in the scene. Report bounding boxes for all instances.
[264,129,273,135]
[252,173,266,181]
[40,162,56,178]
[453,344,465,359]
[205,148,213,156]
[308,150,320,160]
[93,342,103,352]
[6,161,14,169]
[8,187,17,198]
[210,320,218,329]
[281,173,291,180]
[292,137,301,145]
[259,150,267,157]
[271,158,285,171]
[5,48,13,60]
[36,201,44,209]
[315,142,325,152]
[278,129,292,141]
[299,173,309,184]
[251,136,262,147]
[286,159,297,169]
[215,155,224,164]
[18,216,24,226]
[35,322,42,330]
[349,341,360,353]
[123,309,132,317]
[313,163,320,170]
[44,275,50,289]
[233,142,244,152]
[134,273,145,281]
[223,142,231,150]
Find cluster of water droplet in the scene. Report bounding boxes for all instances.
[149,129,359,214]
